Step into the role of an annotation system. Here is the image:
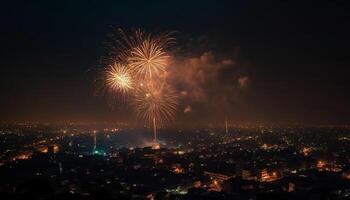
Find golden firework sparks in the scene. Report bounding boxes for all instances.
[108,28,174,79]
[101,28,178,133]
[105,63,133,95]
[132,81,178,128]
[128,39,170,80]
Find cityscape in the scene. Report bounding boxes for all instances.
[1,123,350,199]
[1,1,349,200]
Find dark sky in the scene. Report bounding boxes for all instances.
[0,0,349,125]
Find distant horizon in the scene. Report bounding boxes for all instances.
[1,120,349,129]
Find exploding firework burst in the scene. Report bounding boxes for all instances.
[132,81,178,128]
[101,28,178,133]
[107,28,174,78]
[128,39,170,80]
[105,63,134,95]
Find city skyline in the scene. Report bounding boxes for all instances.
[1,2,350,199]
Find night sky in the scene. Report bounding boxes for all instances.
[0,1,349,125]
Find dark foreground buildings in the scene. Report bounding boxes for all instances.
[0,124,350,199]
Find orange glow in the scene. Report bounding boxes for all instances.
[261,143,268,150]
[317,160,326,169]
[173,167,184,174]
[259,169,280,182]
[302,147,312,156]
[53,144,60,153]
[152,143,160,150]
[14,152,31,160]
[343,172,350,179]
[38,146,48,153]
[209,179,222,192]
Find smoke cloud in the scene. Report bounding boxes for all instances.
[168,48,251,121]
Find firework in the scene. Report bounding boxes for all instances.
[105,63,133,95]
[128,39,170,80]
[108,28,146,63]
[107,28,174,79]
[132,81,178,128]
[101,28,178,136]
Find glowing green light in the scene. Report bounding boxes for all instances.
[92,149,106,156]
